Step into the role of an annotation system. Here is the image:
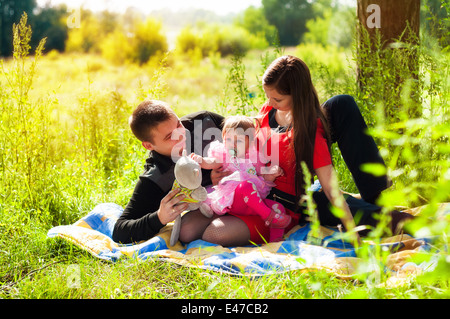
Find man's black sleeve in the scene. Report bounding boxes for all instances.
[181,111,225,186]
[112,177,166,244]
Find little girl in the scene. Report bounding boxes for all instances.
[191,115,291,242]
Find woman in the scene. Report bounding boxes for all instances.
[179,55,412,246]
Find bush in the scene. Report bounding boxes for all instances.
[216,25,267,56]
[100,29,132,65]
[303,7,355,49]
[176,26,217,58]
[65,10,102,53]
[234,6,278,46]
[176,24,268,58]
[129,18,168,65]
[99,18,168,65]
[295,43,352,103]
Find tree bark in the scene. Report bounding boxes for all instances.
[357,0,420,47]
[356,0,422,122]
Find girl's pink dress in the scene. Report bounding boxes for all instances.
[206,140,275,215]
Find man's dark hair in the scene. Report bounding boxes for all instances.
[129,100,174,143]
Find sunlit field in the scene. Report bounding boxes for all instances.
[0,5,449,300]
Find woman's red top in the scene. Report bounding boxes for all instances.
[255,103,332,197]
[228,104,333,244]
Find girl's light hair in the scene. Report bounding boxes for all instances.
[222,115,256,142]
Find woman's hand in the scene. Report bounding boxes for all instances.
[316,165,362,247]
[157,188,189,225]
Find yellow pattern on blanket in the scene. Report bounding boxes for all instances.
[47,202,448,285]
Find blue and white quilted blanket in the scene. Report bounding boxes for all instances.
[47,202,448,283]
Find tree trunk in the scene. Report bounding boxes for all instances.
[356,0,422,122]
[357,0,420,47]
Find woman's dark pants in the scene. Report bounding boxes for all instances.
[304,95,413,236]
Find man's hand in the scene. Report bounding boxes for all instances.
[157,188,189,225]
[210,166,232,186]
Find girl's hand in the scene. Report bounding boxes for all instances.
[210,166,232,186]
[270,165,284,177]
[189,152,203,163]
[191,152,222,170]
[261,165,284,182]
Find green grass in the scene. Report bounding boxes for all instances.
[3,238,449,299]
[1,15,449,299]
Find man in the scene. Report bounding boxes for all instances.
[112,100,225,244]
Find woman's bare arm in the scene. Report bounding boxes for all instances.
[315,164,361,246]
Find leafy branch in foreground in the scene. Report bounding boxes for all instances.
[0,12,48,211]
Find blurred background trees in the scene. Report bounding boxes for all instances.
[0,0,357,59]
[0,0,448,63]
[262,0,314,46]
[0,0,36,56]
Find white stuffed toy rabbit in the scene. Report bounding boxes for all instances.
[170,150,213,246]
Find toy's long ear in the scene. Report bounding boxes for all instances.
[182,149,187,157]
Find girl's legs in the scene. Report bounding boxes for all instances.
[202,215,251,246]
[322,95,391,204]
[230,181,291,227]
[180,209,251,246]
[180,182,291,246]
[179,210,217,243]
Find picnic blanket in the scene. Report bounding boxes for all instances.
[47,202,448,284]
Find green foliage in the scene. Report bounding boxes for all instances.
[219,45,285,117]
[295,42,354,109]
[355,26,422,127]
[303,6,355,49]
[421,0,450,49]
[0,0,36,56]
[1,7,449,299]
[367,63,449,207]
[350,8,449,279]
[175,27,212,58]
[0,13,48,213]
[300,162,320,245]
[99,28,132,65]
[128,18,168,65]
[262,0,314,46]
[175,23,268,59]
[67,10,167,66]
[353,4,449,219]
[303,9,333,47]
[234,6,278,46]
[65,9,104,53]
[0,13,139,227]
[30,4,68,53]
[220,51,254,116]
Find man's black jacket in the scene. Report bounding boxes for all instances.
[112,111,224,244]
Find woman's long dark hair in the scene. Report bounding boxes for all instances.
[262,55,331,200]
